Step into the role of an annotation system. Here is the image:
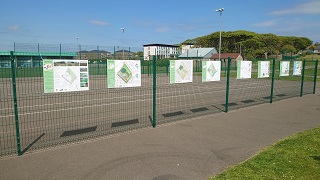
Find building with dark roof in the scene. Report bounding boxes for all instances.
[314,45,320,53]
[210,53,243,61]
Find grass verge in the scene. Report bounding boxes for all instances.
[210,127,320,179]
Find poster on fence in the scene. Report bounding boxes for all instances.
[43,59,89,93]
[170,60,193,84]
[258,61,270,78]
[280,61,290,76]
[202,61,221,82]
[237,61,252,79]
[293,61,302,75]
[107,60,141,88]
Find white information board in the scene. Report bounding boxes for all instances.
[43,59,89,93]
[107,60,141,88]
[280,61,290,76]
[170,60,193,84]
[293,61,302,75]
[202,61,221,82]
[258,61,270,78]
[237,61,252,79]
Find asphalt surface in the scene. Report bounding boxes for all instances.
[0,84,320,180]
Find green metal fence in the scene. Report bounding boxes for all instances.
[0,47,319,158]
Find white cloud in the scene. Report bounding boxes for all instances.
[276,20,320,33]
[155,27,170,33]
[252,20,277,27]
[8,25,19,31]
[271,0,320,15]
[90,20,109,26]
[177,23,198,32]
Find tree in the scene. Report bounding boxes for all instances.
[134,51,143,57]
[181,30,312,58]
[241,37,262,58]
[181,39,195,45]
[258,33,281,58]
[281,45,296,53]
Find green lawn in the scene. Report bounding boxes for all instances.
[210,127,320,179]
[298,54,320,61]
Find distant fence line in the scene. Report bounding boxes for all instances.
[0,43,146,68]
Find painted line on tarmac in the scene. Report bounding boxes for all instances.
[0,84,272,113]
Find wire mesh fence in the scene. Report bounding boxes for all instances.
[0,46,319,158]
[0,56,17,157]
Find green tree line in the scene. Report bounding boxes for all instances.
[181,30,312,59]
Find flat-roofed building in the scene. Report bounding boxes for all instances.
[0,51,76,68]
[143,44,180,60]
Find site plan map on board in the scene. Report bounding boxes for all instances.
[107,60,141,88]
[293,61,302,75]
[202,61,221,82]
[280,61,290,76]
[170,60,193,84]
[258,61,270,78]
[237,61,252,79]
[43,59,89,93]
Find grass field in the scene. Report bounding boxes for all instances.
[298,54,320,61]
[211,127,320,179]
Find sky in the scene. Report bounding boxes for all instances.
[1,0,320,50]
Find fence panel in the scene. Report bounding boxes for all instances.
[0,58,17,157]
[155,59,225,124]
[273,60,305,101]
[303,60,318,95]
[226,60,272,111]
[7,53,153,156]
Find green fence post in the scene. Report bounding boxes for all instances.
[195,60,197,72]
[10,51,22,156]
[224,59,227,76]
[270,59,276,103]
[166,60,169,76]
[148,60,150,76]
[196,50,198,72]
[141,59,145,74]
[313,60,318,94]
[59,44,62,59]
[225,57,231,113]
[129,47,131,59]
[105,60,108,79]
[300,60,306,97]
[79,45,82,59]
[152,55,157,128]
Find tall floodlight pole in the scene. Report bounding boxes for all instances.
[76,37,79,44]
[215,8,224,61]
[120,28,125,59]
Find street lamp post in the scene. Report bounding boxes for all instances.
[215,8,224,61]
[120,28,125,59]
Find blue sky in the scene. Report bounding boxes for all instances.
[1,0,320,50]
